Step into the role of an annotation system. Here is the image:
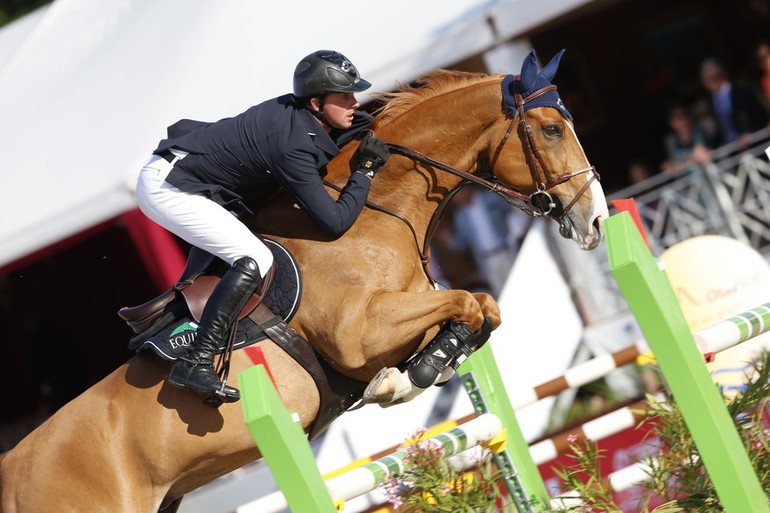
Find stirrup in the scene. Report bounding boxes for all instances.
[202,385,240,408]
[167,359,240,407]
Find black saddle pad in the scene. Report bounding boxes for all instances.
[131,238,302,361]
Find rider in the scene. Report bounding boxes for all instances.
[135,50,391,407]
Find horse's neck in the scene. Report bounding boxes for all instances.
[363,90,499,240]
[369,154,465,239]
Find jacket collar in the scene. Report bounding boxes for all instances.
[295,104,340,158]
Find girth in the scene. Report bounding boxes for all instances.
[250,304,367,440]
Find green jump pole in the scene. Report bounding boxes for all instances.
[238,364,337,513]
[459,342,551,511]
[605,211,769,512]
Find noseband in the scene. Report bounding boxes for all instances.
[387,78,599,236]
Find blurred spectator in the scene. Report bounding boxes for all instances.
[627,160,653,184]
[700,58,769,148]
[625,160,663,210]
[505,208,531,258]
[660,104,713,171]
[756,41,770,106]
[448,187,518,298]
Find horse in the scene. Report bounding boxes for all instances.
[0,50,608,513]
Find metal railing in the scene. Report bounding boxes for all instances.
[547,128,770,329]
[611,128,770,256]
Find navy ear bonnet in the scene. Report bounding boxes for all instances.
[501,49,573,121]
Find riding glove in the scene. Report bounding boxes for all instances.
[356,130,391,179]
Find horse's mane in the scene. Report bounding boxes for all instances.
[373,69,501,126]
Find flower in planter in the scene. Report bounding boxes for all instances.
[378,428,509,512]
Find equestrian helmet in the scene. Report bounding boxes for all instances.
[293,50,371,98]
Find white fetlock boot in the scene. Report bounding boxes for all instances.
[362,366,455,407]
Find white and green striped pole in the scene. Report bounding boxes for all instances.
[323,412,503,503]
[236,412,504,513]
[693,302,770,354]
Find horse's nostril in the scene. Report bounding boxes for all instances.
[592,216,604,238]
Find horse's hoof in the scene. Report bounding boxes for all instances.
[362,367,409,404]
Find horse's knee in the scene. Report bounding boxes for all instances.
[472,292,502,329]
[450,290,485,330]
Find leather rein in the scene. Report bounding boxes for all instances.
[324,77,599,280]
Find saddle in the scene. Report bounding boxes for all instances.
[118,246,276,346]
[118,247,273,337]
[117,239,366,439]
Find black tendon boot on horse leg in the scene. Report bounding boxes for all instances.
[362,317,493,406]
[407,317,494,388]
[168,256,262,407]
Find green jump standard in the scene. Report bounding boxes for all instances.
[605,211,769,512]
[239,364,337,512]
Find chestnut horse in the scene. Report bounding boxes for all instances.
[0,52,608,513]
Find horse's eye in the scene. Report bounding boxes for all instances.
[543,124,563,138]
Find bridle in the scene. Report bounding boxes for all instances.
[507,78,598,220]
[324,76,600,278]
[387,76,599,236]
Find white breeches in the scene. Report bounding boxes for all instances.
[135,153,274,275]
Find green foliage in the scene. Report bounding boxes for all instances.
[548,434,683,513]
[551,436,623,512]
[640,351,770,511]
[551,351,770,512]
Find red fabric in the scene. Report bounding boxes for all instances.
[611,198,651,252]
[122,209,186,291]
[244,346,277,387]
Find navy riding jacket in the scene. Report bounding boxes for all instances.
[155,94,374,237]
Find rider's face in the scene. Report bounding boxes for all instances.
[314,93,359,130]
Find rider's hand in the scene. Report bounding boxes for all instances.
[356,130,390,179]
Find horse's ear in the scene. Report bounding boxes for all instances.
[519,49,539,90]
[540,49,566,83]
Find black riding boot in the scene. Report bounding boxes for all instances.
[168,256,262,407]
[407,318,493,388]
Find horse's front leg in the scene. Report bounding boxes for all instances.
[364,288,501,352]
[358,288,501,406]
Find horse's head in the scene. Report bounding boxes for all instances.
[488,50,608,250]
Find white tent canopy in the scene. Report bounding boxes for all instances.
[0,0,592,268]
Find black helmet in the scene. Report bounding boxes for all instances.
[293,50,371,98]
